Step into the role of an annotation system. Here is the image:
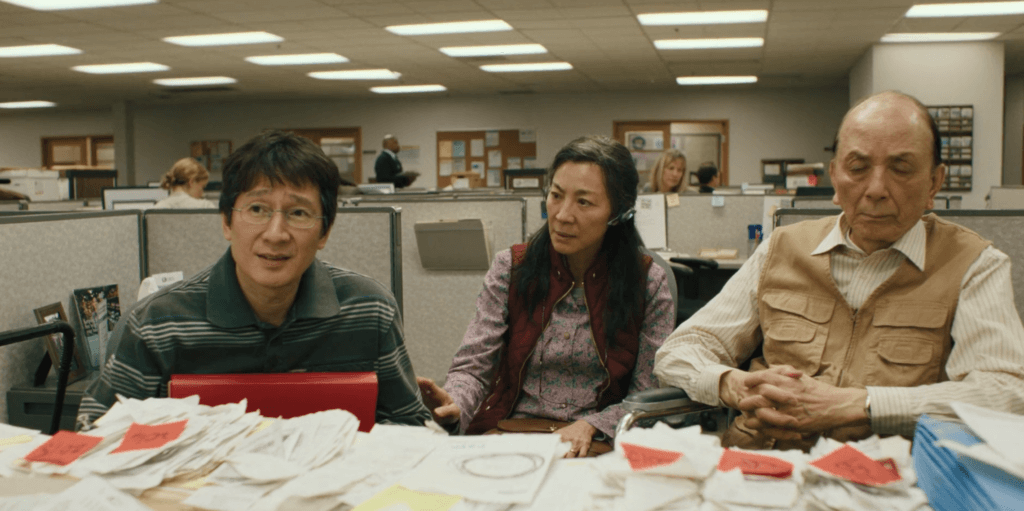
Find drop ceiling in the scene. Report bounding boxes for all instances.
[1,0,1023,108]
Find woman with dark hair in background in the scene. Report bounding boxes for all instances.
[153,157,216,209]
[418,135,674,457]
[642,149,687,193]
[697,162,719,194]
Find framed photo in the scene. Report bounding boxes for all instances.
[33,303,87,383]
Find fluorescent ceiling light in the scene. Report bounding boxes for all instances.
[677,75,757,85]
[906,1,1024,17]
[440,44,547,57]
[0,44,81,58]
[480,62,572,72]
[0,0,156,10]
[638,9,768,25]
[370,84,446,94]
[0,100,56,109]
[246,53,348,66]
[881,32,1000,42]
[72,62,169,74]
[154,76,236,86]
[386,20,512,36]
[309,69,401,80]
[654,37,764,50]
[163,31,283,47]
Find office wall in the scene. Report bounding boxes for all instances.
[2,87,848,189]
[852,42,1005,209]
[1005,75,1024,187]
[0,109,112,168]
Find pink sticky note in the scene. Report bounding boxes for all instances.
[24,431,103,466]
[111,420,187,454]
[718,449,794,478]
[619,442,683,471]
[810,444,902,486]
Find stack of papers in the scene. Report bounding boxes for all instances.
[913,402,1024,511]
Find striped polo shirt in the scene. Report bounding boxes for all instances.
[77,249,430,430]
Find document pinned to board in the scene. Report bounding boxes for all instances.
[634,194,667,250]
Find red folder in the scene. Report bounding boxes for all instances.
[168,372,378,432]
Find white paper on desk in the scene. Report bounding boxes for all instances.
[401,434,559,504]
[635,194,667,250]
[951,401,1024,471]
[32,476,149,511]
[183,484,265,511]
[623,474,699,511]
[510,458,605,511]
[0,494,50,511]
[703,469,798,508]
[0,424,39,440]
[614,423,721,479]
[336,425,447,506]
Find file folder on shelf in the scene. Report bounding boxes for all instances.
[168,372,378,432]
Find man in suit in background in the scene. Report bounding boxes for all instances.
[374,134,418,189]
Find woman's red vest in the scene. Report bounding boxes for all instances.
[465,243,652,434]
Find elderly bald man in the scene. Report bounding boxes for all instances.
[654,91,1024,450]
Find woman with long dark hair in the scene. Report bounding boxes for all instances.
[418,136,674,457]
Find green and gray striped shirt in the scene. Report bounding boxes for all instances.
[78,250,430,430]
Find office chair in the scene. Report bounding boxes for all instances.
[0,321,75,435]
[614,387,720,440]
[669,256,720,323]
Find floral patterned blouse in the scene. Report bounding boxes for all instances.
[443,248,675,437]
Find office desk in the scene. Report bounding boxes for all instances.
[0,424,937,511]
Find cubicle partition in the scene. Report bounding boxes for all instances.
[988,186,1024,209]
[666,195,766,259]
[144,207,403,309]
[775,208,1024,321]
[351,197,526,383]
[0,211,143,425]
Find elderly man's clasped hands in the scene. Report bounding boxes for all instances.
[720,366,871,443]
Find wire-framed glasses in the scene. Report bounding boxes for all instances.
[232,203,323,229]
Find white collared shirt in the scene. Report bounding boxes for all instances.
[654,214,1024,436]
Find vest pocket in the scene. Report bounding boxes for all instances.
[869,337,941,386]
[761,292,834,375]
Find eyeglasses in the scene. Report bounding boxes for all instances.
[233,203,323,229]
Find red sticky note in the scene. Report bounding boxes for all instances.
[24,431,103,466]
[718,449,794,478]
[619,442,683,471]
[112,420,188,454]
[810,445,902,486]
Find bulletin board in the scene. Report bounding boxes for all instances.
[190,140,233,183]
[436,129,537,188]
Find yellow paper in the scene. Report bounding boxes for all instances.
[352,484,461,511]
[0,435,33,447]
[665,193,680,208]
[438,141,453,159]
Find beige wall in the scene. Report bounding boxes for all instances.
[1,87,848,189]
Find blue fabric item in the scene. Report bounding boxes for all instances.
[913,415,1024,511]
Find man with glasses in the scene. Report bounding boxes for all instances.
[78,131,431,429]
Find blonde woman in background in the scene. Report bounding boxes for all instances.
[642,149,687,193]
[154,157,216,209]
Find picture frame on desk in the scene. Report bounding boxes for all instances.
[33,302,87,383]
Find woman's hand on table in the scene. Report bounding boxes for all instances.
[416,377,461,425]
[554,420,597,458]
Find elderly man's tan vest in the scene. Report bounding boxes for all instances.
[724,213,990,450]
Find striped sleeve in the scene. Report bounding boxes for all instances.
[76,313,165,430]
[869,246,1024,436]
[372,300,432,426]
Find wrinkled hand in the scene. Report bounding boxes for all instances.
[554,420,597,458]
[416,377,461,425]
[720,365,803,410]
[736,370,870,441]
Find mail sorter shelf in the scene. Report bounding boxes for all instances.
[7,374,95,432]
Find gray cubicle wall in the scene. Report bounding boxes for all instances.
[791,196,955,210]
[144,207,402,309]
[775,208,1024,321]
[0,211,142,424]
[523,194,545,239]
[666,195,766,258]
[351,197,526,383]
